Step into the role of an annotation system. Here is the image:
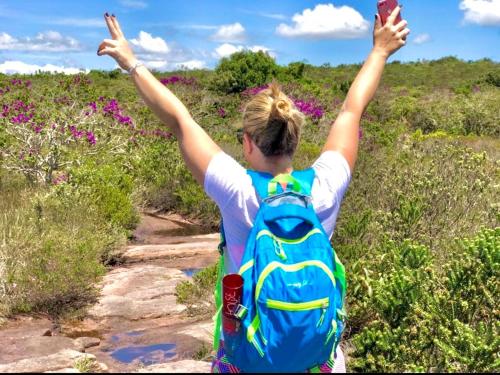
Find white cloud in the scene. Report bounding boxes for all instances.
[0,60,88,75]
[211,23,246,42]
[413,33,431,45]
[258,12,287,20]
[125,31,208,71]
[213,43,275,59]
[0,31,82,52]
[248,45,275,57]
[143,60,168,69]
[175,60,206,70]
[214,43,243,58]
[240,9,287,20]
[276,3,370,39]
[459,0,500,26]
[120,0,148,9]
[130,31,170,54]
[0,32,15,44]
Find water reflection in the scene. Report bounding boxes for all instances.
[111,343,177,365]
[182,268,201,277]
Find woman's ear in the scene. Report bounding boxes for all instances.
[243,132,254,155]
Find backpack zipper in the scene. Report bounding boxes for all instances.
[266,297,329,328]
[266,297,329,311]
[273,239,287,261]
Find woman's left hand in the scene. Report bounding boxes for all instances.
[97,13,137,71]
[373,6,410,58]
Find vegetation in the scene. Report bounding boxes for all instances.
[1,52,498,371]
[74,356,102,373]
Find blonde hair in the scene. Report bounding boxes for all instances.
[242,81,304,157]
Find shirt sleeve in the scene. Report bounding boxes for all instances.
[312,151,352,201]
[203,151,251,212]
[203,152,259,273]
[310,151,352,236]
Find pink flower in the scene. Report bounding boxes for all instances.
[52,173,68,185]
[86,131,96,145]
[242,85,269,97]
[217,108,226,118]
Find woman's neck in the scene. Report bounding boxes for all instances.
[254,155,293,176]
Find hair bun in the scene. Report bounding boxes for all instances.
[270,98,291,123]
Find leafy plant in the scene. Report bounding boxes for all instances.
[209,51,280,93]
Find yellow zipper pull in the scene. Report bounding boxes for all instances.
[317,305,327,327]
[325,319,338,345]
[273,238,287,261]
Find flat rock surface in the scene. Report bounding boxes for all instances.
[0,316,53,340]
[137,359,211,373]
[123,239,219,263]
[88,265,188,321]
[0,213,219,373]
[74,336,101,349]
[0,349,95,373]
[0,336,83,364]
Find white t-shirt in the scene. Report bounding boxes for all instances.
[204,150,351,274]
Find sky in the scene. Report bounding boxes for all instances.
[0,0,499,74]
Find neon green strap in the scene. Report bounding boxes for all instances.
[266,297,329,311]
[255,261,336,302]
[268,174,302,196]
[333,252,347,299]
[213,255,225,351]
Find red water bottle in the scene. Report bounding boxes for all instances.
[222,274,243,335]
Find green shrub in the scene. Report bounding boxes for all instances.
[349,228,499,373]
[283,62,306,80]
[209,51,280,93]
[484,71,500,87]
[133,139,218,225]
[69,161,139,232]
[175,264,218,317]
[0,184,126,318]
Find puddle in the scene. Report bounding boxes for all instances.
[111,343,177,365]
[111,331,145,343]
[181,268,201,277]
[111,334,120,343]
[126,330,144,337]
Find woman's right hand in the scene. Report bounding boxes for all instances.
[97,13,137,71]
[373,6,410,58]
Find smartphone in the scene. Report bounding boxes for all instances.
[377,0,403,25]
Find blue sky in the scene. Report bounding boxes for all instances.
[0,0,499,74]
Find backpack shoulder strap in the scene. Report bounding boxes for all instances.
[213,219,226,351]
[290,168,315,197]
[247,168,316,200]
[247,170,274,200]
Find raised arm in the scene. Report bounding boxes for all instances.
[97,13,221,185]
[323,6,410,171]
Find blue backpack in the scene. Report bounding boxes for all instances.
[213,168,347,373]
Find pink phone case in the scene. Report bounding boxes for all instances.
[377,0,402,25]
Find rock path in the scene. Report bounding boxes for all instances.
[0,213,219,373]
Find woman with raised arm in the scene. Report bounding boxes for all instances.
[98,7,409,373]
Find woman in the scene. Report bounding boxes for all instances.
[98,7,409,373]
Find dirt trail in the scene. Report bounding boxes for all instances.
[0,212,220,373]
